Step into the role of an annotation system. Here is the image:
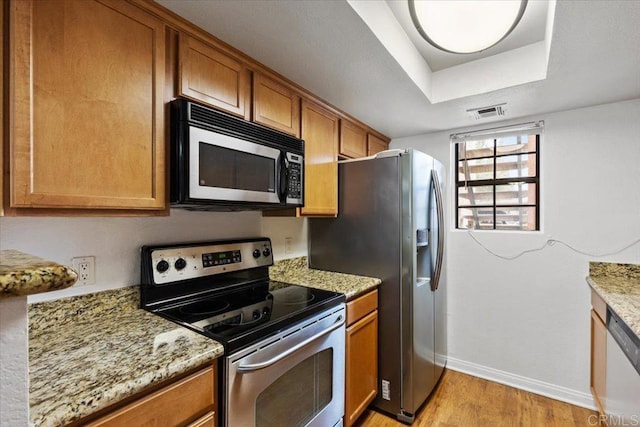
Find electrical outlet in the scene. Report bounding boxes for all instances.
[72,256,96,286]
[285,237,293,254]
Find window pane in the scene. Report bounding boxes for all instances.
[495,183,537,205]
[458,139,494,160]
[496,134,536,155]
[458,186,493,206]
[458,207,495,230]
[495,207,537,231]
[458,158,493,182]
[496,154,537,179]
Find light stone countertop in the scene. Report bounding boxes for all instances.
[28,256,378,426]
[0,250,77,298]
[587,262,640,339]
[28,286,224,427]
[270,257,381,300]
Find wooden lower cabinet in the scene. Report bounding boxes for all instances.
[345,289,378,427]
[86,364,216,427]
[590,290,607,417]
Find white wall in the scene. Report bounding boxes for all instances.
[392,98,640,408]
[0,210,263,303]
[261,217,308,261]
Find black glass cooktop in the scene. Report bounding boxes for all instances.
[155,281,344,353]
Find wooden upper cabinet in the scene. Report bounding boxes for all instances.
[9,0,166,210]
[178,33,250,119]
[253,73,300,137]
[367,134,389,156]
[339,120,367,159]
[300,100,339,217]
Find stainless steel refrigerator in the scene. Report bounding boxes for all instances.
[308,148,446,423]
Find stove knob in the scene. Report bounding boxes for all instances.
[252,249,261,259]
[262,247,271,257]
[262,307,271,317]
[174,258,187,270]
[156,260,169,273]
[252,310,261,320]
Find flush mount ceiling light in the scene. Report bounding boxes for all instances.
[408,0,528,54]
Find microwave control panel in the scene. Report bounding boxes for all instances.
[286,153,303,203]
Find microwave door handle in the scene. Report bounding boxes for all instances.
[277,153,288,202]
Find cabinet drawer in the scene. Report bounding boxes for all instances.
[591,288,607,322]
[87,366,214,427]
[346,289,378,327]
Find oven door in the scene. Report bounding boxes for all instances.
[225,306,346,427]
[188,125,282,203]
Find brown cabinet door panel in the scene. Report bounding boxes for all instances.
[340,120,367,159]
[345,310,378,427]
[590,309,607,416]
[87,366,215,427]
[10,0,166,209]
[300,100,338,216]
[367,134,389,157]
[179,34,249,119]
[253,73,300,137]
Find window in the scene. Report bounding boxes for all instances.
[455,129,540,231]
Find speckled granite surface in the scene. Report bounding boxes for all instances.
[269,257,380,300]
[587,262,640,339]
[29,286,223,427]
[0,250,77,298]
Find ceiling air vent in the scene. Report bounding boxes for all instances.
[467,103,506,120]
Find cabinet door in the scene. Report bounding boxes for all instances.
[367,134,389,156]
[87,366,215,427]
[345,310,378,427]
[9,0,166,210]
[590,309,607,416]
[339,120,367,159]
[179,33,249,119]
[253,73,300,137]
[300,100,338,216]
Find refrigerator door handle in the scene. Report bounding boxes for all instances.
[430,169,445,291]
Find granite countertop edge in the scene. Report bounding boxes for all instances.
[0,250,78,298]
[28,287,224,427]
[269,256,381,301]
[587,262,640,340]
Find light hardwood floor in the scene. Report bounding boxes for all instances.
[354,370,598,427]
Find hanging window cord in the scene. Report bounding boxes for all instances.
[467,231,640,261]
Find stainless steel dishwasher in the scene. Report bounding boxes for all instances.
[605,309,640,424]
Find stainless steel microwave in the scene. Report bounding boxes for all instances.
[170,99,304,210]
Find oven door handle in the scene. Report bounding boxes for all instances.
[236,315,344,373]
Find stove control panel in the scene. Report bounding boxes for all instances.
[148,239,273,285]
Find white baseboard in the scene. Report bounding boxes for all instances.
[446,356,597,410]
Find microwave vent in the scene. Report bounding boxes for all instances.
[188,103,304,153]
[467,104,506,120]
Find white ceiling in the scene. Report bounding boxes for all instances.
[157,0,640,139]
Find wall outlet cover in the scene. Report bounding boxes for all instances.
[71,256,96,286]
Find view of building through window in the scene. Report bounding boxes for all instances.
[455,134,539,230]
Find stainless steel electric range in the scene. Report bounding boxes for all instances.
[140,238,346,427]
